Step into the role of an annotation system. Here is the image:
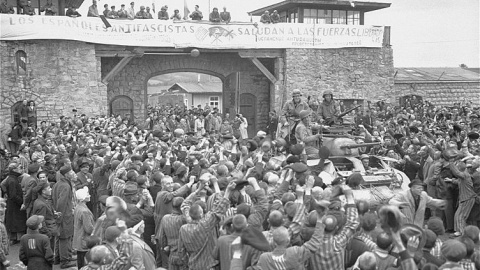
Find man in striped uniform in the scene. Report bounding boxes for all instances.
[178,176,235,270]
[257,188,328,270]
[450,161,477,236]
[309,185,360,270]
[157,197,187,270]
[154,175,193,267]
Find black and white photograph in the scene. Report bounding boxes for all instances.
[0,0,479,269]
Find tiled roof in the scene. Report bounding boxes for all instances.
[169,82,223,93]
[394,67,480,82]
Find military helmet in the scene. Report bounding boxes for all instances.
[292,89,302,97]
[323,90,333,98]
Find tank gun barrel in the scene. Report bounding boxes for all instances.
[340,142,381,149]
[336,105,361,119]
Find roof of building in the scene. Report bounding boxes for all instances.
[168,82,223,94]
[394,68,480,82]
[249,0,391,16]
[466,68,480,74]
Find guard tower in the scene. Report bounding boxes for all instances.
[249,0,391,25]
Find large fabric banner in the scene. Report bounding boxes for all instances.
[0,15,385,49]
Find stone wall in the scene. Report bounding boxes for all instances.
[102,53,271,131]
[284,47,394,105]
[0,40,107,127]
[393,82,480,107]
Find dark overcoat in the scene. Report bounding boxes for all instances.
[4,171,27,233]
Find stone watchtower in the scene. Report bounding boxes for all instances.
[249,0,394,111]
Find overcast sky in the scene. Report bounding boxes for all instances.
[80,0,479,67]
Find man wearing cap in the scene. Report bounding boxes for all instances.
[282,89,310,122]
[158,5,168,19]
[294,110,323,159]
[19,215,54,270]
[117,4,127,18]
[189,5,203,20]
[389,179,447,227]
[32,181,57,250]
[439,239,467,269]
[318,90,338,126]
[22,163,41,217]
[76,162,92,189]
[360,154,372,172]
[51,165,76,268]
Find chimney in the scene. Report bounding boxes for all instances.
[197,74,201,83]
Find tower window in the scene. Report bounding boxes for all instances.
[15,50,27,75]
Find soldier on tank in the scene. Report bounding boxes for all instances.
[282,89,310,123]
[318,90,339,126]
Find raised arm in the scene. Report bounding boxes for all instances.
[246,178,269,229]
[333,185,360,250]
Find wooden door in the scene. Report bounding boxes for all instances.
[110,95,134,120]
[240,93,256,138]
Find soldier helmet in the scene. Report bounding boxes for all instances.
[323,90,333,98]
[292,89,302,97]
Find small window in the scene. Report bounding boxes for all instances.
[209,96,219,107]
[347,11,360,25]
[332,10,347,24]
[15,50,27,75]
[318,9,332,24]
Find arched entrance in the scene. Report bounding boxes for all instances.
[103,53,271,131]
[11,101,23,124]
[110,95,134,120]
[240,93,257,138]
[147,71,224,111]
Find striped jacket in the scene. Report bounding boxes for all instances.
[80,239,132,270]
[178,194,230,270]
[309,205,360,270]
[258,218,325,270]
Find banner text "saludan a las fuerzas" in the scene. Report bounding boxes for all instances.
[0,15,385,49]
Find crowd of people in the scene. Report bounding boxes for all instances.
[0,0,285,24]
[0,0,234,23]
[0,89,479,270]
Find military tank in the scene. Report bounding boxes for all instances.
[307,107,410,206]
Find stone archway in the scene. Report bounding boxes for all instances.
[101,53,271,130]
[110,95,134,120]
